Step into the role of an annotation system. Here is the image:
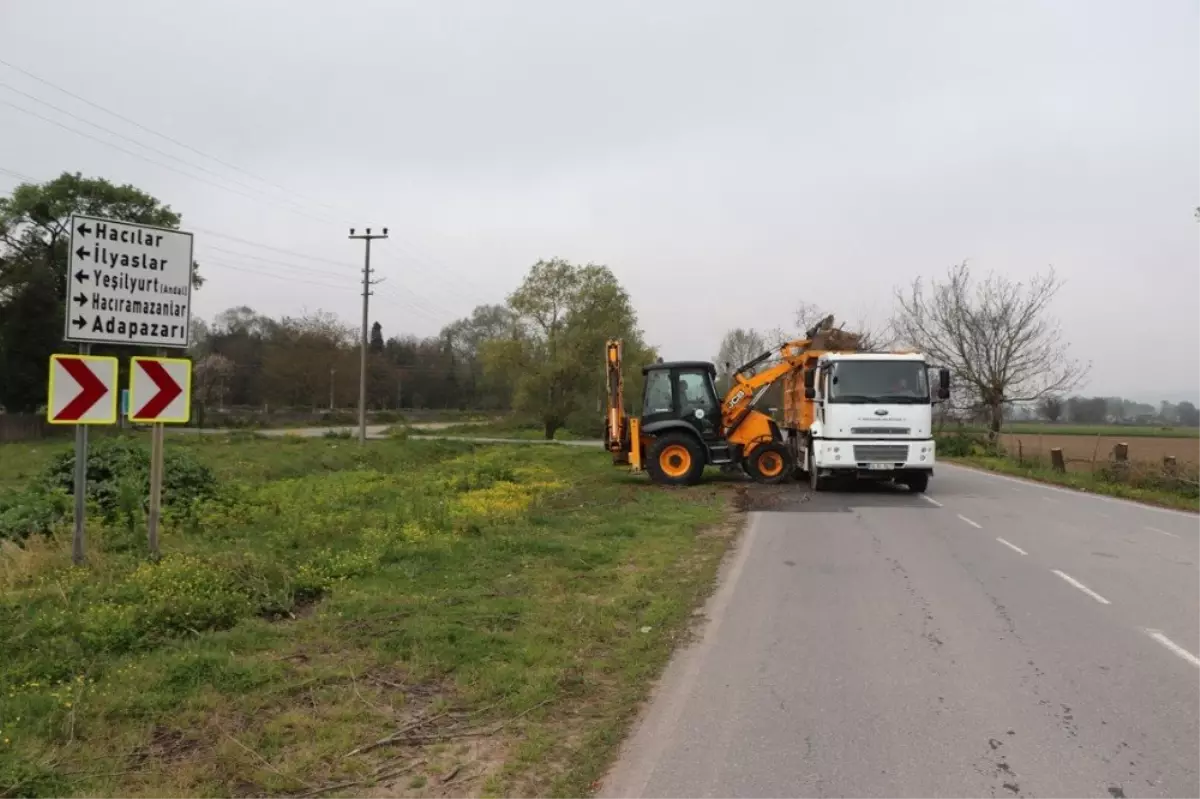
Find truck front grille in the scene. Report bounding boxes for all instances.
[851,427,911,435]
[853,444,909,462]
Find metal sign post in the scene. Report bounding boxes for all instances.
[46,349,119,564]
[129,354,193,558]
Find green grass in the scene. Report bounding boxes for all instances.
[958,422,1199,438]
[948,455,1199,512]
[0,435,735,797]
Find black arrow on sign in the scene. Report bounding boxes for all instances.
[74,293,88,307]
[75,247,91,261]
[72,316,87,330]
[77,223,92,237]
[74,269,89,282]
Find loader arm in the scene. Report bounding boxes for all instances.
[720,337,815,437]
[604,339,629,463]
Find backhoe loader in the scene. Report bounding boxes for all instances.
[604,317,950,488]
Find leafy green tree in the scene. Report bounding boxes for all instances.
[483,258,652,439]
[0,172,202,411]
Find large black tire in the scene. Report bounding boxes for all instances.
[905,471,930,493]
[808,448,827,492]
[747,442,793,484]
[646,432,706,486]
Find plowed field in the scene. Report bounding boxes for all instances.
[999,432,1199,470]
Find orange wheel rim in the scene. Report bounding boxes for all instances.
[758,452,784,477]
[660,444,692,478]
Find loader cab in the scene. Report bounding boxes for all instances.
[641,361,721,440]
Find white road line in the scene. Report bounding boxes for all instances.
[957,514,982,529]
[1051,570,1111,605]
[996,537,1028,555]
[1146,526,1180,538]
[920,495,943,507]
[1144,629,1200,668]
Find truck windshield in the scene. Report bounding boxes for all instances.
[829,360,929,404]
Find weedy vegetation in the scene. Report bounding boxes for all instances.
[0,435,735,797]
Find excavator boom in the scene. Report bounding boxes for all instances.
[604,339,628,463]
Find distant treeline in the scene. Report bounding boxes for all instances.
[1021,395,1199,426]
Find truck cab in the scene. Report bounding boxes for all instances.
[787,352,950,492]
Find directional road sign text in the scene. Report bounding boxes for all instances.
[66,215,194,348]
[47,354,119,424]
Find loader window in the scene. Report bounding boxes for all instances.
[645,370,673,415]
[676,371,718,419]
[829,360,930,404]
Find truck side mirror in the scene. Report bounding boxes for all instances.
[937,367,950,400]
[803,369,816,400]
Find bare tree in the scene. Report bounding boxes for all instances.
[715,327,767,372]
[1037,395,1064,423]
[193,353,235,426]
[892,262,1088,438]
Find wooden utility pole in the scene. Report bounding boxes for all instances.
[348,227,388,445]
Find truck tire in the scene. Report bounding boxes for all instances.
[646,432,706,486]
[808,449,827,492]
[747,442,792,484]
[905,471,930,493]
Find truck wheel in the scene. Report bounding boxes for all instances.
[748,442,792,484]
[647,433,706,486]
[905,471,929,493]
[808,450,827,492]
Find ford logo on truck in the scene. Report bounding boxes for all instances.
[874,409,888,416]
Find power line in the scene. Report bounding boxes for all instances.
[0,99,332,224]
[201,245,356,277]
[0,165,38,183]
[200,260,356,291]
[0,68,497,328]
[188,226,358,268]
[0,81,320,214]
[0,65,500,309]
[0,57,346,216]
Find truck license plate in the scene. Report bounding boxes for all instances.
[867,463,895,470]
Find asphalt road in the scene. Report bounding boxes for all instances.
[602,463,1199,799]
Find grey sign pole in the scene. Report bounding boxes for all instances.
[72,341,91,565]
[146,347,167,559]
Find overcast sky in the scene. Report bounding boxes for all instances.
[2,0,1197,401]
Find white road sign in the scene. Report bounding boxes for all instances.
[65,214,194,348]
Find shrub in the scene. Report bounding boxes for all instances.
[565,409,604,439]
[935,430,997,457]
[40,438,217,518]
[0,484,72,543]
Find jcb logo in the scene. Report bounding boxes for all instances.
[726,390,746,409]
